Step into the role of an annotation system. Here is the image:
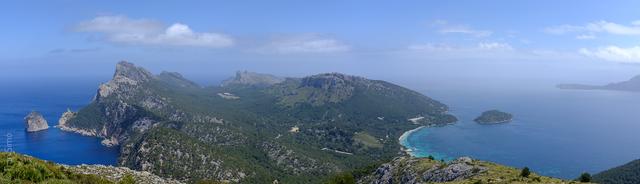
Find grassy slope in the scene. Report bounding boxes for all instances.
[0,152,113,184]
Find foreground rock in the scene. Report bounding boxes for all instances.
[358,157,487,184]
[24,111,49,132]
[357,156,580,184]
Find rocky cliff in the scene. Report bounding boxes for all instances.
[24,111,49,132]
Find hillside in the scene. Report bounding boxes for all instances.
[58,61,457,183]
[0,152,182,184]
[593,159,640,184]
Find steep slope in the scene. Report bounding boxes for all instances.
[558,75,640,92]
[59,61,457,183]
[592,159,640,184]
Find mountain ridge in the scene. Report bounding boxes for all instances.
[57,61,457,183]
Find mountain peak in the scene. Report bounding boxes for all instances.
[221,71,284,87]
[114,61,153,82]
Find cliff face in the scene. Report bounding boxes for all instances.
[24,111,49,132]
[59,61,458,183]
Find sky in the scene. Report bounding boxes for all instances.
[1,0,640,87]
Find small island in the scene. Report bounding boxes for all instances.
[24,111,49,132]
[474,110,513,124]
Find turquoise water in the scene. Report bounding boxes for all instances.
[0,79,119,165]
[403,87,640,179]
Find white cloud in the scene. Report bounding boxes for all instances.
[433,20,492,37]
[580,46,640,63]
[576,34,596,40]
[545,20,640,37]
[76,15,233,48]
[259,35,350,54]
[477,42,513,50]
[439,27,492,37]
[408,42,512,52]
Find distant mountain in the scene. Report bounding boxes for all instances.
[220,70,284,87]
[558,75,640,92]
[57,61,457,183]
[593,159,640,184]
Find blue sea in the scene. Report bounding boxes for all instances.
[403,86,640,179]
[0,78,119,165]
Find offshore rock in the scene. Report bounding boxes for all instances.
[24,111,49,132]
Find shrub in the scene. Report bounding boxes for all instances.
[520,167,531,178]
[578,172,591,182]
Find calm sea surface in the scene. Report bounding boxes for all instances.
[0,79,119,165]
[403,86,640,179]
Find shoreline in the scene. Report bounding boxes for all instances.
[398,126,426,156]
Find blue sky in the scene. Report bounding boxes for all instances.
[1,1,640,85]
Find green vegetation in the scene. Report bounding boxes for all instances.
[593,159,640,184]
[353,132,383,148]
[118,174,136,184]
[0,152,112,184]
[326,172,355,184]
[520,167,531,178]
[474,110,513,124]
[578,172,591,182]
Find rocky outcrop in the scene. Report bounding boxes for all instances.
[66,164,184,184]
[358,157,487,184]
[57,109,76,127]
[24,111,49,132]
[221,71,284,87]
